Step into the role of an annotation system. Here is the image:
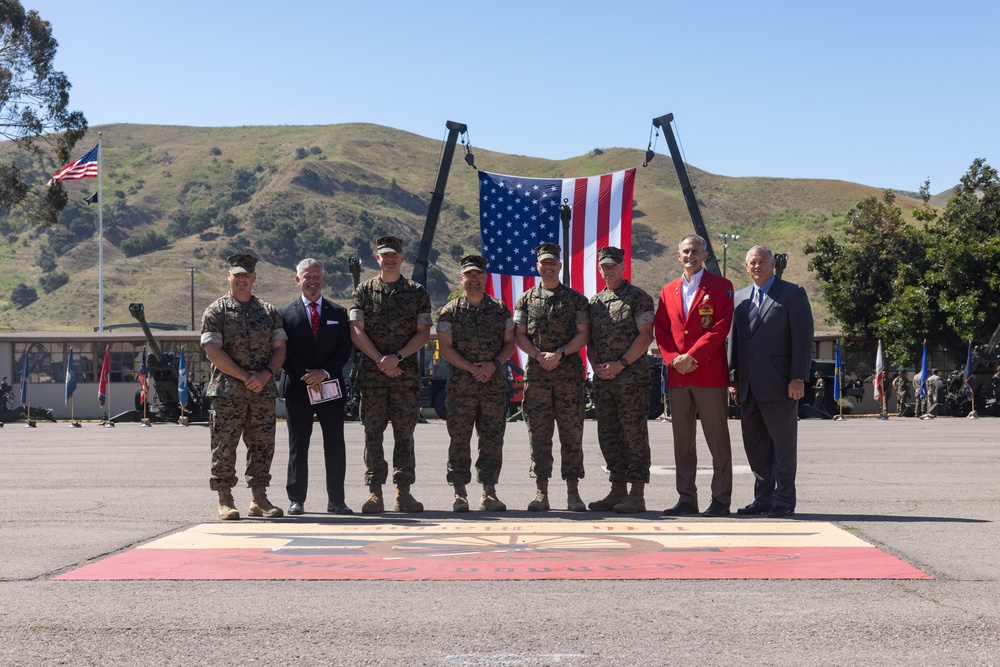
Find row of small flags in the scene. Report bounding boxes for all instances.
[830,337,977,407]
[20,347,189,410]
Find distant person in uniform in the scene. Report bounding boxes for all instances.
[813,371,825,409]
[892,370,910,417]
[928,368,945,414]
[586,246,655,514]
[436,255,516,512]
[201,253,287,521]
[350,236,432,514]
[655,234,735,518]
[514,243,591,512]
[729,245,813,519]
[279,258,352,516]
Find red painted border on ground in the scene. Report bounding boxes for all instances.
[56,546,930,581]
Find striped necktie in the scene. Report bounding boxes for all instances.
[748,289,761,331]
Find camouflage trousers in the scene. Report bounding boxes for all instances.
[209,394,276,491]
[445,371,506,485]
[522,366,585,480]
[593,369,651,483]
[360,382,420,485]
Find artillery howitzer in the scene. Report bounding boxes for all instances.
[109,303,211,423]
[943,321,1000,417]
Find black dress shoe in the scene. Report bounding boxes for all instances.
[702,499,731,517]
[328,503,354,515]
[736,501,771,516]
[767,506,795,518]
[288,501,304,515]
[662,501,700,516]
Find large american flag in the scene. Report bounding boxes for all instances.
[46,144,99,186]
[479,168,636,370]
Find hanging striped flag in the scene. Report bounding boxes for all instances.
[138,346,149,405]
[873,340,885,403]
[65,348,78,404]
[479,168,636,369]
[98,346,111,406]
[46,144,99,186]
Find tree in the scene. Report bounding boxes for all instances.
[10,282,38,307]
[0,2,87,223]
[38,270,68,293]
[805,161,1000,365]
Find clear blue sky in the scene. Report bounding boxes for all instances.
[26,0,1000,192]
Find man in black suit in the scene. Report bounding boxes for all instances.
[728,245,813,518]
[279,258,353,515]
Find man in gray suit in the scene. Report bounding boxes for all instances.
[728,245,813,518]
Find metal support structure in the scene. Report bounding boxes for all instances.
[718,232,740,278]
[186,268,196,330]
[652,114,721,276]
[412,120,467,288]
[559,200,572,284]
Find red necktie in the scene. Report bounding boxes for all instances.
[309,302,320,340]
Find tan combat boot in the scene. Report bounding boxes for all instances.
[453,484,470,513]
[218,488,240,521]
[361,483,384,514]
[480,483,507,512]
[566,478,586,512]
[248,486,283,518]
[588,481,628,511]
[527,478,550,512]
[613,482,646,514]
[394,484,424,513]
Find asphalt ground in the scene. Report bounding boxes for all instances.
[1,414,998,666]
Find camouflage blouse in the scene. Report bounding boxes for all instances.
[200,293,286,398]
[514,283,589,372]
[588,280,655,375]
[350,275,432,386]
[437,294,514,370]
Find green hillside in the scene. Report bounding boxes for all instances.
[0,123,937,332]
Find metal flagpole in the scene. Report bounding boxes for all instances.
[98,132,104,333]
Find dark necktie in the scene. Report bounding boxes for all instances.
[309,302,320,340]
[748,290,761,331]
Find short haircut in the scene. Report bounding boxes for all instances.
[745,245,774,262]
[296,258,323,275]
[678,234,707,252]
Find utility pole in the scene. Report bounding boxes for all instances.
[718,232,740,278]
[186,268,196,330]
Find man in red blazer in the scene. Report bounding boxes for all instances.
[654,234,735,517]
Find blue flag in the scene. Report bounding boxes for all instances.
[19,352,28,405]
[964,339,974,400]
[178,351,189,408]
[832,339,842,401]
[65,348,78,404]
[918,340,929,401]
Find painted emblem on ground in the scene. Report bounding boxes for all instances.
[55,521,931,581]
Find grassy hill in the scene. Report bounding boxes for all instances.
[0,123,940,332]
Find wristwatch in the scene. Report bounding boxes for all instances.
[492,359,502,368]
[262,367,274,376]
[556,347,565,356]
[395,352,404,361]
[618,357,628,368]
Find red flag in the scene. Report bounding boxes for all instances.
[47,144,99,186]
[480,168,636,370]
[873,340,885,403]
[98,346,110,406]
[138,346,149,405]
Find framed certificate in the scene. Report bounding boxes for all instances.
[308,379,343,404]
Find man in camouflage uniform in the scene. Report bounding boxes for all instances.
[201,253,288,521]
[350,236,432,513]
[437,255,516,512]
[892,370,910,417]
[586,246,655,513]
[514,243,591,512]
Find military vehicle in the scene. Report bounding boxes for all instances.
[942,322,1000,417]
[109,303,211,423]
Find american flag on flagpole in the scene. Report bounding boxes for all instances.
[478,168,636,370]
[873,340,885,404]
[46,144,99,186]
